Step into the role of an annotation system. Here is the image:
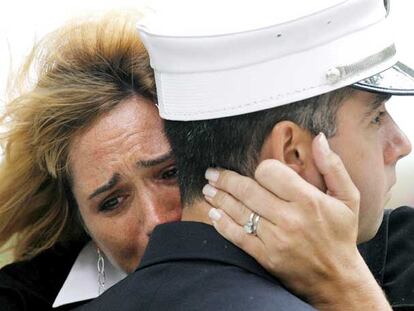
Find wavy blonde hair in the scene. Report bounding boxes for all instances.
[0,12,156,262]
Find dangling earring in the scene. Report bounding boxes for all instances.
[97,248,106,295]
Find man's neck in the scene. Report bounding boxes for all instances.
[181,199,214,225]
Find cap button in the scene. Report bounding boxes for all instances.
[326,67,342,84]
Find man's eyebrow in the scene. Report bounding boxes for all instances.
[363,93,392,120]
[136,151,174,168]
[368,93,392,111]
[88,173,121,200]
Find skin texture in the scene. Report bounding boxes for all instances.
[69,96,182,273]
[204,138,390,310]
[258,90,410,242]
[63,90,409,308]
[186,91,412,232]
[202,90,411,310]
[328,91,411,242]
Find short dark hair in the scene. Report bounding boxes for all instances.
[164,87,354,205]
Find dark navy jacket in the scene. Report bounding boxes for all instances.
[359,206,414,311]
[76,221,315,311]
[1,208,413,310]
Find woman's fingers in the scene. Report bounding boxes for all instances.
[208,205,308,276]
[203,184,252,225]
[254,159,322,203]
[208,207,269,268]
[205,169,288,224]
[312,133,360,212]
[202,134,367,309]
[253,133,359,213]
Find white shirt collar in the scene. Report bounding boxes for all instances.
[53,241,127,308]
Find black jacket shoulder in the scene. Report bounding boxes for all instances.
[359,206,414,310]
[383,206,414,309]
[76,222,314,311]
[0,240,86,311]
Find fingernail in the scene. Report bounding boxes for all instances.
[208,208,222,221]
[205,168,220,183]
[318,132,330,156]
[203,184,218,198]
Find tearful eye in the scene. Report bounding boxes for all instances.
[99,195,126,212]
[161,167,178,180]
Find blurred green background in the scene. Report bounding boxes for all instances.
[0,244,13,267]
[0,253,12,267]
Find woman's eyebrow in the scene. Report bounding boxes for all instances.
[136,151,174,168]
[86,152,174,200]
[88,173,121,200]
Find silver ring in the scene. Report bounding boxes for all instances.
[252,214,260,234]
[244,212,260,235]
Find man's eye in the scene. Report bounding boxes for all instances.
[161,167,178,180]
[99,196,125,212]
[372,111,386,125]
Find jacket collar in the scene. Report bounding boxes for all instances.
[138,221,275,284]
[358,209,391,283]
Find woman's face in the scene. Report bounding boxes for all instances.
[69,96,182,273]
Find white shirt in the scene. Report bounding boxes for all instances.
[53,241,127,308]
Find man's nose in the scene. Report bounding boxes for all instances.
[384,124,412,165]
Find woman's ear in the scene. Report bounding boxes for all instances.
[259,121,314,175]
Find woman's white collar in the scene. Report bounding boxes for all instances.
[53,241,127,308]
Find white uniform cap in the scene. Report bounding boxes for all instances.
[137,0,414,121]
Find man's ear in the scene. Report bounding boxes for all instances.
[259,121,326,189]
[259,121,314,175]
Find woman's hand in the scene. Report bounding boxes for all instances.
[203,133,390,311]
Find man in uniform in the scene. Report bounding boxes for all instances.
[78,0,414,310]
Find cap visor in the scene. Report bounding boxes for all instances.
[353,62,414,95]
